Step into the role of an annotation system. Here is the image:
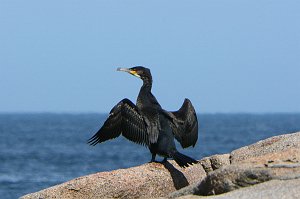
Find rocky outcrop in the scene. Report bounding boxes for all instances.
[169,131,300,198]
[20,131,300,199]
[230,132,300,164]
[175,178,300,199]
[20,161,206,199]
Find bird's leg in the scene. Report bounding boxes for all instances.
[161,157,168,163]
[150,153,156,162]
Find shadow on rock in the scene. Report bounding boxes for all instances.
[163,161,189,190]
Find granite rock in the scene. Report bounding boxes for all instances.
[168,164,273,198]
[199,154,230,173]
[230,131,300,164]
[20,161,205,199]
[169,132,300,198]
[176,178,300,199]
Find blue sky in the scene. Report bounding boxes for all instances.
[0,1,299,113]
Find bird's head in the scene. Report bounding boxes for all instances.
[117,66,152,82]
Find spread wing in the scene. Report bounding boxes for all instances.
[87,98,149,146]
[167,98,198,148]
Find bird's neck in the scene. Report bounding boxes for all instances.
[136,79,153,109]
[141,79,152,92]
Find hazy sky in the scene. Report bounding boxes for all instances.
[1,1,299,113]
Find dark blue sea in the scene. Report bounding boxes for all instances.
[1,113,300,199]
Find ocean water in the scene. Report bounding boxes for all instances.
[1,113,300,199]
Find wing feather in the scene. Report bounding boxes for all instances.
[87,98,149,146]
[167,98,198,148]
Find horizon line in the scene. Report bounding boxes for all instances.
[1,111,300,115]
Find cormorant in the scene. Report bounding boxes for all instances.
[88,66,198,167]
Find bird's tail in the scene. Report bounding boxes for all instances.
[172,151,198,168]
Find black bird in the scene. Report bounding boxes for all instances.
[88,66,198,167]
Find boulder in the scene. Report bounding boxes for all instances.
[168,132,300,198]
[175,178,300,199]
[230,132,300,164]
[20,161,206,199]
[168,164,273,198]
